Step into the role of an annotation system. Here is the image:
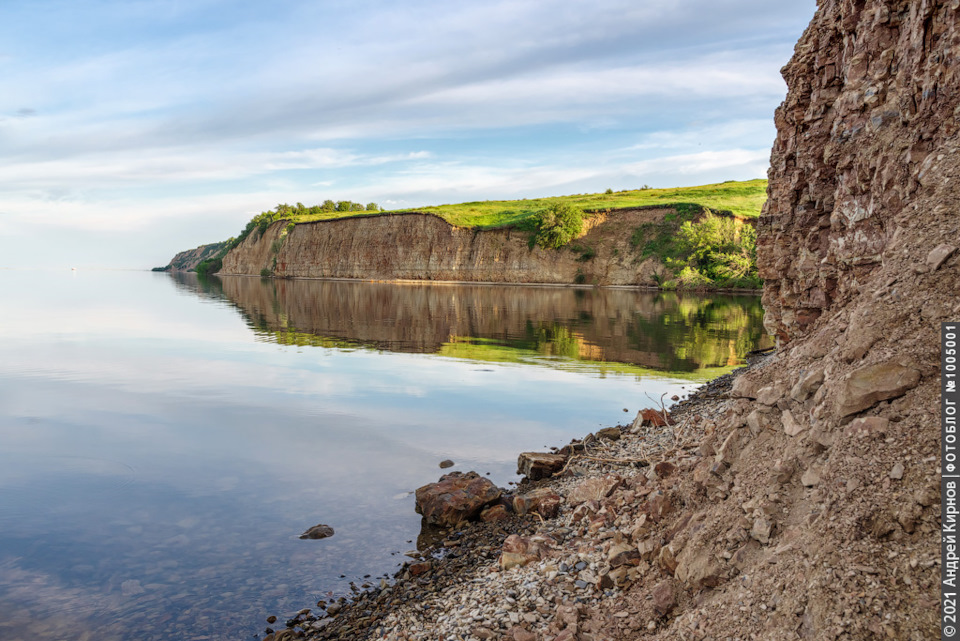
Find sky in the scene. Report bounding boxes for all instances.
[0,0,816,269]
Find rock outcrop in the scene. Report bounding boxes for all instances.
[155,241,229,272]
[217,209,673,285]
[760,0,960,342]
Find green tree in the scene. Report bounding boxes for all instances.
[365,202,380,211]
[532,202,583,249]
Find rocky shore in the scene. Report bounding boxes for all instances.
[258,366,750,641]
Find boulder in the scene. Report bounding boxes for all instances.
[513,488,562,519]
[835,361,921,417]
[415,471,502,527]
[517,452,567,480]
[634,408,675,428]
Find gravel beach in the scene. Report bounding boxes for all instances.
[258,366,746,641]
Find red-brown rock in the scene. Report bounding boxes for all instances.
[512,488,562,519]
[414,471,502,528]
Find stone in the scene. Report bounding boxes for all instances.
[508,627,537,641]
[438,459,455,469]
[408,561,433,576]
[596,426,622,441]
[756,384,787,406]
[714,430,741,467]
[658,543,679,575]
[568,475,621,504]
[927,244,957,270]
[300,524,335,540]
[651,580,677,616]
[746,409,775,435]
[835,361,921,416]
[480,504,510,522]
[889,463,905,480]
[517,452,567,480]
[472,627,496,640]
[781,409,805,437]
[513,488,562,519]
[845,416,890,439]
[643,490,674,522]
[415,471,502,527]
[751,517,774,544]
[731,374,763,399]
[654,461,677,478]
[774,459,795,485]
[608,541,641,568]
[637,537,659,561]
[500,534,552,570]
[791,368,825,401]
[675,548,723,589]
[636,408,674,427]
[801,467,821,487]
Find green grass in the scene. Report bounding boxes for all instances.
[280,179,767,229]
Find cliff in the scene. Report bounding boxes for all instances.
[217,209,677,286]
[154,241,229,272]
[585,1,953,638]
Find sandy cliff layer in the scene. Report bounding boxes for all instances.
[218,209,672,286]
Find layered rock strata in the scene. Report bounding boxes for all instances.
[218,210,670,285]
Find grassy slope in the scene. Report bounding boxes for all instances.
[286,179,767,229]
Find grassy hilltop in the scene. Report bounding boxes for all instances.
[289,178,767,228]
[196,179,768,289]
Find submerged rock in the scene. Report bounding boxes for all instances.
[300,524,335,540]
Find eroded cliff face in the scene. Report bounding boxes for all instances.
[219,209,671,286]
[760,0,959,341]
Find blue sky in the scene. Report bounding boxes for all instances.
[0,0,815,269]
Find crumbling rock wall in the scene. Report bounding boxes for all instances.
[760,0,960,341]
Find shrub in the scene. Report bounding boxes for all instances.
[532,203,583,249]
[260,268,273,278]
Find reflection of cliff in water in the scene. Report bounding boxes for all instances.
[169,273,770,374]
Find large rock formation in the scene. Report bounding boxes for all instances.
[760,0,959,342]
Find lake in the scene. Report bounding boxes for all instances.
[0,270,769,640]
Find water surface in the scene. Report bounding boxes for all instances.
[0,271,768,640]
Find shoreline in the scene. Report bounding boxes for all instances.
[258,363,751,641]
[203,271,765,296]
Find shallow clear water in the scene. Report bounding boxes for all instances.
[0,270,769,640]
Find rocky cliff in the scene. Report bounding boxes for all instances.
[760,0,959,342]
[155,241,229,272]
[218,209,675,286]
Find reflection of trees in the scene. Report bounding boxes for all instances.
[171,273,771,375]
[627,293,769,371]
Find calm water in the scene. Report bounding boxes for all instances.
[0,270,769,640]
